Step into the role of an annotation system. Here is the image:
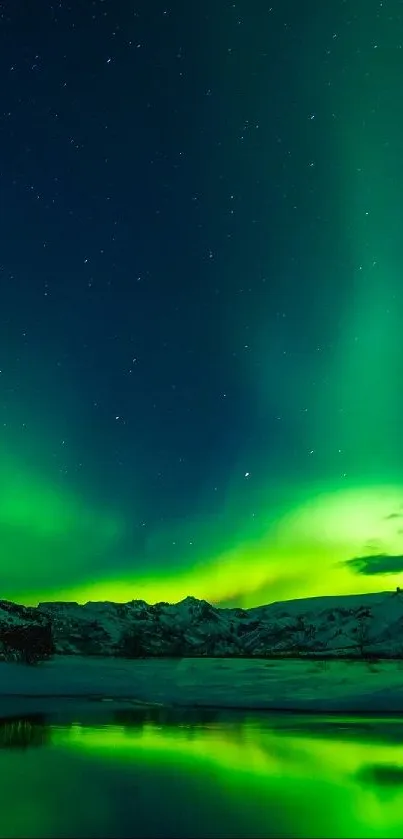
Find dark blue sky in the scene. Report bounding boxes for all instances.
[2,0,403,606]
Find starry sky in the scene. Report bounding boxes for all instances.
[2,0,403,608]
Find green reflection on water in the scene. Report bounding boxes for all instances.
[1,711,403,838]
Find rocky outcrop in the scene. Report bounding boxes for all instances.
[0,601,54,663]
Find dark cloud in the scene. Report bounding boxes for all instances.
[345,554,403,576]
[358,763,403,788]
[216,573,309,609]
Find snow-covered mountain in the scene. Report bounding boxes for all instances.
[2,590,403,660]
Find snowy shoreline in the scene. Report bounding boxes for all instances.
[1,655,403,718]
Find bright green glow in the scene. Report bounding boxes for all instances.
[0,450,125,594]
[2,423,403,607]
[6,472,403,608]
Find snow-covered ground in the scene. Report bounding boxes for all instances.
[1,656,403,717]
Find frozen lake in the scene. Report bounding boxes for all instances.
[1,656,403,715]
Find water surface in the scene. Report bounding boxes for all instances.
[1,708,403,838]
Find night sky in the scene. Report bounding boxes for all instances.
[2,0,403,608]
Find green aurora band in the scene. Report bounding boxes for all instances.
[3,446,403,607]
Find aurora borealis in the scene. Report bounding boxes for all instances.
[2,0,403,608]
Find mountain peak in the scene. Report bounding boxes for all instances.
[1,590,402,662]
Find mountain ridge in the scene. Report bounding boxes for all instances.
[1,589,403,661]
